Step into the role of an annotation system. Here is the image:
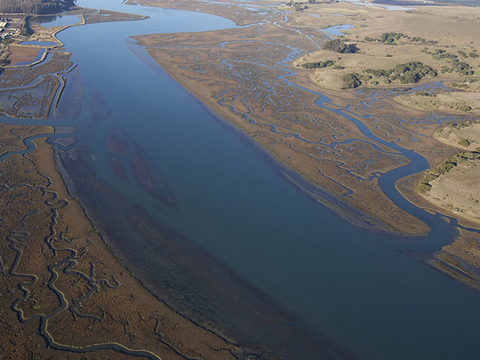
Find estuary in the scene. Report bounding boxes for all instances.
[2,0,480,359]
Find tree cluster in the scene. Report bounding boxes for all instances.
[379,32,404,44]
[342,73,362,89]
[0,0,73,14]
[342,61,438,89]
[424,48,476,75]
[362,62,437,84]
[301,60,335,69]
[417,151,480,193]
[366,33,437,46]
[391,62,438,83]
[323,39,359,54]
[426,49,458,60]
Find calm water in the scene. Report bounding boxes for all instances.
[340,0,413,11]
[31,14,82,28]
[374,0,480,7]
[323,24,354,36]
[13,0,480,359]
[19,40,58,46]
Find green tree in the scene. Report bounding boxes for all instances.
[342,73,362,89]
[0,0,74,14]
[323,39,359,54]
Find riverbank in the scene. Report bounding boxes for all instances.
[0,124,244,359]
[0,9,249,360]
[134,23,440,235]
[128,0,480,236]
[129,0,480,295]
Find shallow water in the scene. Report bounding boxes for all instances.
[19,41,58,46]
[31,14,82,28]
[323,24,354,36]
[7,0,480,359]
[340,0,413,11]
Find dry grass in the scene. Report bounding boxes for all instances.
[394,92,480,113]
[434,121,480,150]
[291,3,480,90]
[424,159,480,223]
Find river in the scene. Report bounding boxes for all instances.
[7,0,480,359]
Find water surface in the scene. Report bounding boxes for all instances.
[31,14,82,28]
[323,24,354,36]
[19,41,58,46]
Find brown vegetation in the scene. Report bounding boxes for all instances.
[434,120,480,151]
[431,229,480,290]
[6,45,42,66]
[134,23,430,235]
[0,127,242,359]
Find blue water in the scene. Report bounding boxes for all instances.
[340,0,413,11]
[19,41,58,46]
[323,24,354,37]
[31,14,82,28]
[6,0,480,359]
[374,0,479,7]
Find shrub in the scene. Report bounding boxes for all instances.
[323,39,359,54]
[342,73,362,89]
[301,60,335,69]
[458,139,471,147]
[416,151,480,194]
[416,183,432,194]
[456,105,472,112]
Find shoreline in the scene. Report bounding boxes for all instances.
[52,144,240,346]
[127,0,480,238]
[129,43,414,237]
[52,126,359,359]
[0,9,258,360]
[0,123,251,359]
[133,30,432,235]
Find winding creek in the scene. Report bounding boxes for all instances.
[3,0,480,359]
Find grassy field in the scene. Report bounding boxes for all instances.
[291,2,480,90]
[394,91,480,114]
